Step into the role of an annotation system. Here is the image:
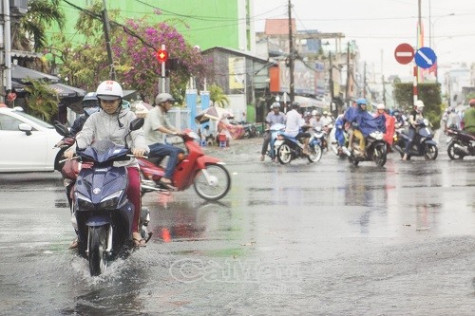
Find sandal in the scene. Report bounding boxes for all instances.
[132,232,146,247]
[69,238,78,249]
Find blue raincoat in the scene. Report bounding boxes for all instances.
[344,107,386,137]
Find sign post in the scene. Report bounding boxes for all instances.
[156,44,168,93]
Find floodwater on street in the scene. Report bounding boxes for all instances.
[0,135,474,315]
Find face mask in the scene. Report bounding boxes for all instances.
[121,100,130,109]
[84,106,100,117]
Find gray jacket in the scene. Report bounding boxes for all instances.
[75,108,149,168]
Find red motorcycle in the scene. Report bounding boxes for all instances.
[137,129,231,201]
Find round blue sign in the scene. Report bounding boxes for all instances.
[415,47,437,69]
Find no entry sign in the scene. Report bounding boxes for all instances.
[394,43,414,65]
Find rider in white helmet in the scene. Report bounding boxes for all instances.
[143,92,184,188]
[403,100,425,160]
[64,80,149,247]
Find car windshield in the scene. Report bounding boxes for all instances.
[14,110,54,129]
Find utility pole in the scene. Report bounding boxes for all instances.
[1,0,12,103]
[287,0,295,103]
[329,51,334,113]
[345,42,351,110]
[102,0,116,80]
[363,62,367,99]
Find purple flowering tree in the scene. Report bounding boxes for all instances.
[112,18,208,103]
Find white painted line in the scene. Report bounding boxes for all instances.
[417,50,433,65]
[396,52,413,57]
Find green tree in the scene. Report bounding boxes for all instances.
[393,82,442,129]
[24,80,59,121]
[11,0,64,52]
[51,2,208,101]
[209,84,229,108]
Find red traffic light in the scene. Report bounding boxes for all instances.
[156,49,168,63]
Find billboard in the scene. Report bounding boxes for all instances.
[228,57,245,90]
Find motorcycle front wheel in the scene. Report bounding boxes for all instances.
[307,144,322,163]
[277,143,292,164]
[424,144,438,160]
[88,225,108,276]
[193,163,231,201]
[372,143,387,167]
[447,141,464,160]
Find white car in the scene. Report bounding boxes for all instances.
[0,107,63,172]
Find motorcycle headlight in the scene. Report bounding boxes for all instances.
[76,192,95,211]
[370,131,383,140]
[98,190,123,210]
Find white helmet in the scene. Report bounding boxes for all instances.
[96,81,123,101]
[376,103,385,110]
[155,92,175,105]
[415,100,424,111]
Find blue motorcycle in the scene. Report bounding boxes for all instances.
[392,118,438,160]
[274,127,322,164]
[69,119,150,276]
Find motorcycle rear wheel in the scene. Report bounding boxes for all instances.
[88,225,108,276]
[447,142,465,160]
[424,144,438,160]
[193,164,231,201]
[277,144,292,164]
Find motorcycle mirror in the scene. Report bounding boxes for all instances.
[124,118,145,149]
[129,118,144,131]
[54,121,70,137]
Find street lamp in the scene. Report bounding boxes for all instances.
[429,12,455,48]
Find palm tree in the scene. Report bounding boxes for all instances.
[24,80,59,121]
[11,0,64,52]
[209,84,229,108]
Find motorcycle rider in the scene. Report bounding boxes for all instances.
[344,98,386,156]
[143,92,184,189]
[374,103,395,146]
[309,110,324,129]
[260,102,286,161]
[392,109,406,128]
[64,80,149,247]
[462,99,475,134]
[55,93,99,147]
[284,101,310,155]
[69,92,100,137]
[446,107,462,131]
[402,100,425,161]
[321,110,334,129]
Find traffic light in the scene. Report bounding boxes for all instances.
[156,49,168,63]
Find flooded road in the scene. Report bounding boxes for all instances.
[0,136,474,315]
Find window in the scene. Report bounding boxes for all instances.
[0,114,22,131]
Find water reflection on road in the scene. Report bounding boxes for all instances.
[0,138,474,315]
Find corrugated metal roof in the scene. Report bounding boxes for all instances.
[11,50,42,59]
[201,46,268,63]
[11,64,59,82]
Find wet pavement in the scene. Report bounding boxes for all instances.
[0,132,474,315]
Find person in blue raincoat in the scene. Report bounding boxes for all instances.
[344,98,386,153]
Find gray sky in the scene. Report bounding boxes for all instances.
[253,0,475,77]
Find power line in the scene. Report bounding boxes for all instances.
[61,0,158,51]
